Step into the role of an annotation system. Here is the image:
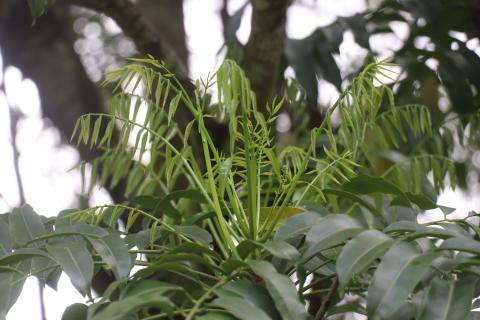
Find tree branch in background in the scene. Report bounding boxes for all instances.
[242,0,291,109]
[65,0,192,90]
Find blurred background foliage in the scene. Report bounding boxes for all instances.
[1,0,480,204]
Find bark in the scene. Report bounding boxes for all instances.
[242,0,291,109]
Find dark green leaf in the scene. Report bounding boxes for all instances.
[440,237,480,255]
[262,240,300,261]
[341,175,404,196]
[9,204,46,246]
[0,261,30,320]
[0,218,12,254]
[61,303,88,320]
[0,248,52,266]
[173,225,212,244]
[418,277,476,320]
[47,243,94,295]
[303,214,363,261]
[89,234,132,279]
[196,312,236,320]
[248,260,309,320]
[215,279,281,320]
[90,281,177,320]
[336,230,394,289]
[367,242,438,319]
[275,211,323,240]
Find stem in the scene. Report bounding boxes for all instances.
[185,278,227,320]
[314,276,339,320]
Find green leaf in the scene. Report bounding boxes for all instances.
[303,214,363,261]
[439,237,480,255]
[418,277,476,320]
[90,281,177,320]
[133,189,207,222]
[215,280,281,320]
[61,303,88,320]
[46,243,94,296]
[9,204,46,246]
[0,248,52,266]
[262,240,300,261]
[173,225,212,244]
[341,174,404,196]
[0,218,12,254]
[56,224,109,238]
[248,260,309,320]
[27,0,55,23]
[196,312,236,320]
[88,234,132,279]
[367,242,438,319]
[336,230,394,289]
[275,211,323,240]
[213,293,272,320]
[0,261,30,319]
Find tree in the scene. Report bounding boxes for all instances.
[1,1,480,319]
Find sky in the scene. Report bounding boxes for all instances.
[1,0,480,319]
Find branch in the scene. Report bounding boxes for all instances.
[314,276,339,320]
[242,0,291,109]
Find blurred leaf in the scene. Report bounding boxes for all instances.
[440,237,480,255]
[0,261,30,320]
[91,281,177,320]
[0,219,12,254]
[418,277,476,320]
[367,242,438,319]
[336,229,394,289]
[173,225,212,244]
[89,234,132,279]
[262,240,300,261]
[27,0,55,24]
[134,189,206,222]
[47,243,94,296]
[61,303,88,320]
[275,211,323,240]
[303,214,363,261]
[9,204,46,246]
[248,260,309,320]
[214,280,281,320]
[196,312,236,320]
[0,248,52,266]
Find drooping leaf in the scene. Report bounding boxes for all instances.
[46,243,94,296]
[215,279,282,320]
[336,229,394,289]
[61,303,88,320]
[248,260,309,320]
[88,234,132,279]
[303,214,363,261]
[418,277,476,320]
[275,211,323,240]
[439,237,480,255]
[90,281,178,320]
[9,204,46,246]
[262,240,300,261]
[367,241,438,319]
[0,261,30,320]
[0,248,52,266]
[173,225,212,244]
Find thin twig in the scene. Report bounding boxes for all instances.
[314,276,339,320]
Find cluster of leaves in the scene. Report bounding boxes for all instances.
[2,58,480,320]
